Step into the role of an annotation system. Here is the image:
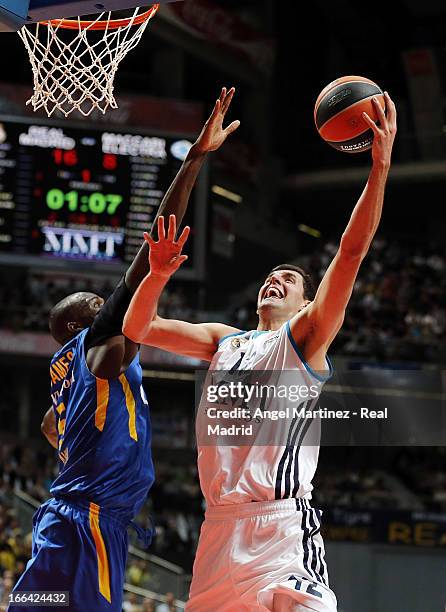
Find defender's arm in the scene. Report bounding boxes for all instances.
[86,88,239,376]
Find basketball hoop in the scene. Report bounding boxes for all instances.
[18,4,159,117]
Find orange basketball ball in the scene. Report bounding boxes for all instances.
[314,76,385,153]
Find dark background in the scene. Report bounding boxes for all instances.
[0,1,445,611]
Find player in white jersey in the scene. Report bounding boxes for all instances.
[196,323,329,506]
[123,92,397,611]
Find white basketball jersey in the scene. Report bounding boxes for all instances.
[196,321,332,507]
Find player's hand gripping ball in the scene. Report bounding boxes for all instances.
[314,76,386,153]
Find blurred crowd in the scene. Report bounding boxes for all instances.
[2,439,446,535]
[0,269,194,334]
[121,591,181,612]
[394,447,446,512]
[233,237,446,363]
[0,442,55,504]
[1,438,446,608]
[1,235,445,365]
[0,442,189,610]
[0,444,53,608]
[119,460,203,584]
[0,270,108,333]
[0,480,32,611]
[312,468,408,511]
[137,461,203,567]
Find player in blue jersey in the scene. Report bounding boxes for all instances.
[8,88,239,612]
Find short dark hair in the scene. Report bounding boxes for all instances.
[270,264,316,301]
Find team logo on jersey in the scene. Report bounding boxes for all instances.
[264,331,280,345]
[231,337,248,348]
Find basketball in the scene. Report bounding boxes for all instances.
[314,76,385,153]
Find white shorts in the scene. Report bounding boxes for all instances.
[187,498,337,612]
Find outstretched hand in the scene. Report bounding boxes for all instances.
[191,87,240,155]
[144,215,190,279]
[362,91,397,166]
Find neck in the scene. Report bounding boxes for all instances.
[257,301,308,331]
[257,315,289,332]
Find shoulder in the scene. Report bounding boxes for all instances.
[286,315,333,380]
[216,327,247,347]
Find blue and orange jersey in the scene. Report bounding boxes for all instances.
[49,328,154,523]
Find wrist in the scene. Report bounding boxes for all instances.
[187,143,208,160]
[372,158,391,172]
[149,270,171,283]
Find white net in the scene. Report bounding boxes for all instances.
[18,6,158,117]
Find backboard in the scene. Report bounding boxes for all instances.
[0,0,178,31]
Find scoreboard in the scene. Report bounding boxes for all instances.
[0,116,206,278]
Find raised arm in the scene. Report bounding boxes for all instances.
[86,88,239,376]
[291,92,397,365]
[122,215,239,361]
[124,87,240,292]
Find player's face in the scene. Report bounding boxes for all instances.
[257,270,305,315]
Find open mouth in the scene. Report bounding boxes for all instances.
[263,285,284,300]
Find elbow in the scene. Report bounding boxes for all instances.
[122,322,141,343]
[122,314,136,340]
[122,318,148,344]
[339,235,368,261]
[41,418,52,438]
[123,313,160,343]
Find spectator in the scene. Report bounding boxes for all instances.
[127,559,151,587]
[142,598,156,612]
[122,592,142,612]
[0,575,13,611]
[156,592,180,612]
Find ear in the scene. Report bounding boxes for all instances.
[67,321,84,335]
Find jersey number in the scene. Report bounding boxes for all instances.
[288,575,323,598]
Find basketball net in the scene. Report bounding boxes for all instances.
[18,4,159,117]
